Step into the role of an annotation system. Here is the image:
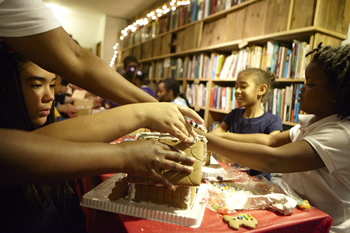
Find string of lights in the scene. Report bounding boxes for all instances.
[109,0,191,67]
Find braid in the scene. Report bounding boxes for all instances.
[307,43,350,118]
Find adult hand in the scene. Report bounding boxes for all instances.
[142,103,204,143]
[116,140,195,190]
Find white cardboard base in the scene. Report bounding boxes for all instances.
[80,173,206,228]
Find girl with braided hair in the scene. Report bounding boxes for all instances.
[210,68,283,181]
[197,44,350,232]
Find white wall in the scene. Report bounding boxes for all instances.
[103,16,128,66]
[45,4,127,64]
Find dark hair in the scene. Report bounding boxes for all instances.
[124,67,144,83]
[123,55,138,69]
[306,43,350,118]
[61,78,69,86]
[161,78,191,107]
[238,68,275,104]
[0,42,54,130]
[0,41,73,218]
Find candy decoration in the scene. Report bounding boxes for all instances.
[298,200,311,210]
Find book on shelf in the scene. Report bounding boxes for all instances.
[260,44,267,71]
[192,0,198,22]
[158,15,169,35]
[290,40,301,78]
[226,87,232,111]
[263,83,303,123]
[211,54,218,79]
[285,85,293,122]
[233,48,249,79]
[198,53,205,79]
[248,45,263,69]
[266,41,274,71]
[189,55,197,79]
[186,83,207,107]
[270,41,280,74]
[221,87,226,110]
[210,86,215,108]
[219,54,233,79]
[284,49,292,78]
[297,42,309,79]
[227,52,239,80]
[185,2,193,25]
[168,9,176,31]
[180,5,187,27]
[225,0,233,10]
[276,46,288,79]
[214,54,226,79]
[202,54,211,79]
[293,83,303,123]
[211,0,218,14]
[204,0,211,18]
[197,0,204,21]
[176,58,184,78]
[185,59,191,79]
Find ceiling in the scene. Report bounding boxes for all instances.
[42,0,165,20]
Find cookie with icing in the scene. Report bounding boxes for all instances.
[223,213,258,230]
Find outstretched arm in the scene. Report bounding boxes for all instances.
[209,129,290,147]
[35,103,203,143]
[0,129,194,190]
[2,27,155,105]
[200,131,325,173]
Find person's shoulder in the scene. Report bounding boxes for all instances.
[0,0,61,37]
[264,111,281,120]
[173,96,189,107]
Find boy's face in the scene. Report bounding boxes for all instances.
[20,63,56,127]
[299,61,336,120]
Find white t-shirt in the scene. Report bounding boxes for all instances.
[284,114,350,232]
[0,0,61,37]
[172,96,189,108]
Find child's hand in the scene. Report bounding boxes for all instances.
[116,140,195,190]
[143,103,204,143]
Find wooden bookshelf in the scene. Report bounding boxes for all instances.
[118,0,350,129]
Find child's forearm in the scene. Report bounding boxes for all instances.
[210,131,271,145]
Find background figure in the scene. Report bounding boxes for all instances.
[124,67,155,98]
[210,68,283,181]
[54,74,78,119]
[116,55,139,77]
[157,77,191,108]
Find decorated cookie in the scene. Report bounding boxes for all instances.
[223,213,258,230]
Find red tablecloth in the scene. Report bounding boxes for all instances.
[80,174,332,233]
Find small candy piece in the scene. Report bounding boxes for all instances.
[298,200,311,210]
[213,203,220,211]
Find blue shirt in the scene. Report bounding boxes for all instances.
[224,108,283,134]
[223,108,283,180]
